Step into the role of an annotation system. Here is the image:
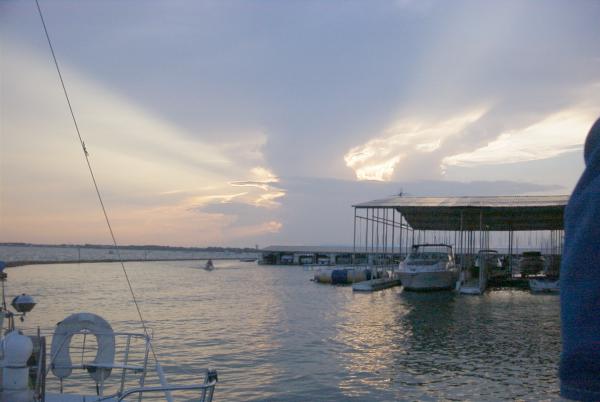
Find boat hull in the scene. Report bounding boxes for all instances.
[398,270,458,291]
[529,278,560,293]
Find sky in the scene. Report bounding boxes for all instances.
[1,0,599,247]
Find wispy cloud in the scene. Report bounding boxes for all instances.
[254,190,286,208]
[0,44,285,245]
[187,193,248,207]
[228,167,286,208]
[344,109,486,181]
[230,167,280,190]
[441,108,596,169]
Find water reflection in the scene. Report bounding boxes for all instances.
[334,289,560,401]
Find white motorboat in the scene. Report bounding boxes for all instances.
[0,262,218,402]
[397,244,459,291]
[529,278,560,293]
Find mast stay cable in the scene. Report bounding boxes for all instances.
[34,0,161,366]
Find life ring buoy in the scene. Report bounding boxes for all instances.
[50,312,116,383]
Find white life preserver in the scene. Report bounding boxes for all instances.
[50,312,115,383]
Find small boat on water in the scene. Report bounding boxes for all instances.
[529,278,560,293]
[204,259,215,271]
[239,257,257,262]
[397,244,459,291]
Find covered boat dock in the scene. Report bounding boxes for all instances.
[259,245,386,266]
[352,195,568,278]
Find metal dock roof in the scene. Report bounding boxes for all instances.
[353,195,569,231]
[262,245,356,254]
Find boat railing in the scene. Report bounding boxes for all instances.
[11,327,217,401]
[47,330,151,397]
[114,368,218,402]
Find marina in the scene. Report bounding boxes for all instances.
[1,193,568,400]
[260,246,359,266]
[356,195,567,294]
[261,195,567,295]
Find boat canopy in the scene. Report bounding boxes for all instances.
[353,195,568,231]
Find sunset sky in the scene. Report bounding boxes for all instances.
[1,0,599,247]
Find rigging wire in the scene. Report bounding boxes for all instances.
[34,0,160,364]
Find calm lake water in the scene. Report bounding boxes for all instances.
[7,261,560,401]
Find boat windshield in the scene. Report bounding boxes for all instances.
[406,251,451,265]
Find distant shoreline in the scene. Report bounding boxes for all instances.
[6,257,244,268]
[1,243,260,267]
[0,242,259,253]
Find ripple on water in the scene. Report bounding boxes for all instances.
[8,263,560,401]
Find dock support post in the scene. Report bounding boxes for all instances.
[391,209,395,262]
[459,210,464,272]
[353,207,357,255]
[371,208,375,257]
[365,209,369,256]
[398,213,403,260]
[508,229,514,276]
